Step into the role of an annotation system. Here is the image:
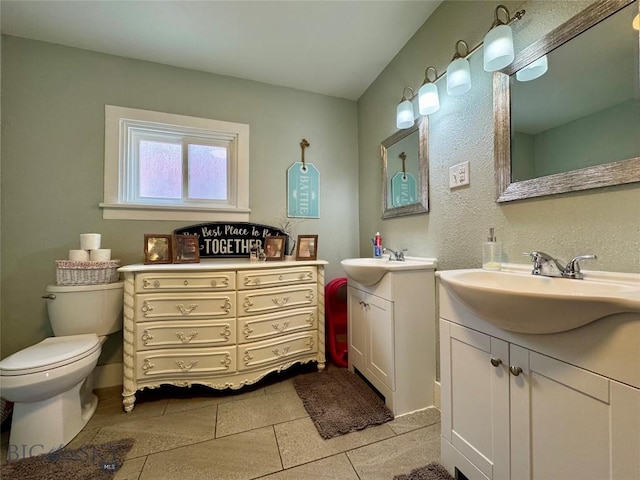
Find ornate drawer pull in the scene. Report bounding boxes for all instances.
[299,272,313,280]
[242,325,254,338]
[271,321,290,333]
[220,354,232,368]
[143,279,161,288]
[142,358,154,372]
[243,352,254,365]
[141,301,154,316]
[212,278,229,288]
[305,337,315,349]
[243,298,254,311]
[141,330,154,345]
[305,291,315,301]
[176,304,198,315]
[272,346,291,358]
[306,313,315,325]
[220,326,232,339]
[176,360,198,371]
[272,296,290,307]
[221,299,232,313]
[176,331,199,343]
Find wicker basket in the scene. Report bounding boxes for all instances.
[55,260,121,286]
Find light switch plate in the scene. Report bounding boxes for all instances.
[449,161,470,188]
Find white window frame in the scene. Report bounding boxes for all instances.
[100,105,250,221]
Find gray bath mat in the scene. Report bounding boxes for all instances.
[394,462,455,480]
[293,368,394,439]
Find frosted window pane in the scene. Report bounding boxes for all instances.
[188,144,228,200]
[139,140,182,199]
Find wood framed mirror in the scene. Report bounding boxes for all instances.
[494,0,640,202]
[381,116,429,218]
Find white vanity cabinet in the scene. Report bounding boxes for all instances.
[119,260,326,412]
[439,284,640,480]
[347,263,437,416]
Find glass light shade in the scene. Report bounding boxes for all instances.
[396,99,414,129]
[516,55,548,82]
[418,82,440,115]
[633,14,639,30]
[483,24,515,72]
[446,57,471,96]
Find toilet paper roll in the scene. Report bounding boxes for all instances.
[69,249,90,261]
[90,249,111,262]
[80,233,101,250]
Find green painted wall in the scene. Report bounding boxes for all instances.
[357,0,639,274]
[1,36,360,361]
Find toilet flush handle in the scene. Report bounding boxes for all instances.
[41,294,56,300]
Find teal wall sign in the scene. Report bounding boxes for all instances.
[391,171,417,207]
[287,161,320,218]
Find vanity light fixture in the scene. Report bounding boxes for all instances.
[396,86,415,129]
[633,13,639,30]
[484,5,516,72]
[394,4,525,128]
[418,66,440,115]
[516,54,548,82]
[447,41,472,96]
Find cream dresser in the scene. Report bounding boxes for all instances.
[118,260,327,411]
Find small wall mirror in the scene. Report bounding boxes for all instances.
[381,117,429,218]
[494,0,640,202]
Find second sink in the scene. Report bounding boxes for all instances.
[341,257,436,286]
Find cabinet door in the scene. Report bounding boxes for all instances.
[366,292,394,391]
[441,320,510,480]
[510,347,640,480]
[347,286,367,368]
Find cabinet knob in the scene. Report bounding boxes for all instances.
[510,366,523,376]
[490,357,502,367]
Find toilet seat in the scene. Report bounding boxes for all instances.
[0,334,100,376]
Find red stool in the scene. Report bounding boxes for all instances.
[325,277,348,368]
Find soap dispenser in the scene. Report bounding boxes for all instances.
[482,227,502,271]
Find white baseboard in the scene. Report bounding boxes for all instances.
[89,362,123,390]
[434,380,441,410]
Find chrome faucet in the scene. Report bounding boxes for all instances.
[525,252,597,279]
[383,247,407,261]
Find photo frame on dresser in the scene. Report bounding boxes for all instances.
[172,235,200,264]
[144,234,173,264]
[264,236,286,261]
[295,235,318,260]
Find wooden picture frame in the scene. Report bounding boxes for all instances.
[172,235,200,264]
[264,236,286,261]
[144,234,173,264]
[295,235,318,260]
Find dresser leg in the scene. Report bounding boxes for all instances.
[317,361,326,371]
[122,392,136,412]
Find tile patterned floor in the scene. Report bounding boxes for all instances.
[1,365,441,480]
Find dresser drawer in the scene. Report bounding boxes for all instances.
[238,331,317,371]
[136,293,235,321]
[137,347,236,378]
[136,320,235,350]
[238,307,316,344]
[237,267,316,290]
[238,284,316,317]
[136,272,235,293]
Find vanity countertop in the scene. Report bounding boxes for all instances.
[119,259,328,272]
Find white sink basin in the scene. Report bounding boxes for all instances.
[438,268,640,334]
[341,257,436,286]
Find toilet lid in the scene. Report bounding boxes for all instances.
[0,334,100,375]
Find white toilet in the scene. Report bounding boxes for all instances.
[0,281,124,459]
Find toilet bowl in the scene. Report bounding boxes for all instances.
[0,281,123,459]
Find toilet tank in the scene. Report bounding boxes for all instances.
[45,282,124,337]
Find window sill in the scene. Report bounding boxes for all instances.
[99,203,251,222]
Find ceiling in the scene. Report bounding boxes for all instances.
[0,0,442,100]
